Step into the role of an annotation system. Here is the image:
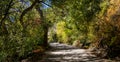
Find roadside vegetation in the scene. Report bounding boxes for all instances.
[0,0,120,61]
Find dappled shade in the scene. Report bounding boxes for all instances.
[0,0,120,62]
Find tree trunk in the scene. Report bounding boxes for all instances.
[43,25,48,47]
[35,4,48,47]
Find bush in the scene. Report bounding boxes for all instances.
[0,21,44,61]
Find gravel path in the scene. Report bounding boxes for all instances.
[22,43,118,62]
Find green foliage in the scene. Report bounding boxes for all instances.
[92,0,120,58]
[50,0,103,47]
[1,0,120,61]
[0,19,44,61]
[0,0,46,61]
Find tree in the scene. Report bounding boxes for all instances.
[0,0,50,61]
[51,0,102,47]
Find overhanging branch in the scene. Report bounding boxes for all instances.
[19,0,39,27]
[41,1,52,8]
[0,0,13,26]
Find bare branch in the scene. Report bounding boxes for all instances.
[41,1,52,8]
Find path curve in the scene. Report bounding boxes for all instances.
[22,42,117,62]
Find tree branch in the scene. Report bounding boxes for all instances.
[41,1,52,8]
[0,0,13,35]
[19,0,39,27]
[0,0,13,26]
